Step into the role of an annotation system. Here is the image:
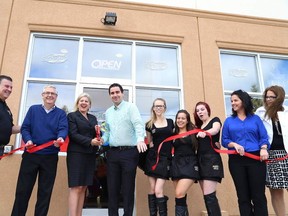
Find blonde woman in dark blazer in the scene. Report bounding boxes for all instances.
[67,93,101,216]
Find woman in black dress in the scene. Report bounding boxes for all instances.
[171,109,199,216]
[67,93,101,216]
[145,98,174,216]
[194,102,223,216]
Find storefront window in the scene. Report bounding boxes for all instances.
[23,83,75,115]
[261,57,288,93]
[22,33,183,140]
[136,88,180,121]
[136,44,179,86]
[220,53,259,92]
[29,37,79,80]
[220,50,288,116]
[82,40,132,79]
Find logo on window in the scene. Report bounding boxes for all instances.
[229,69,248,77]
[42,49,68,64]
[145,61,167,70]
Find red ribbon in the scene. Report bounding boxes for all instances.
[0,138,68,160]
[95,125,100,140]
[0,145,26,160]
[151,129,288,170]
[152,129,202,170]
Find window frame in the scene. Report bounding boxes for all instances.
[220,49,288,116]
[16,32,184,151]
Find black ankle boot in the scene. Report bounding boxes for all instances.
[204,192,222,216]
[148,194,157,216]
[175,205,189,216]
[156,196,168,216]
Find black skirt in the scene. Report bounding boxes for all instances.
[67,152,96,187]
[144,149,170,180]
[198,153,224,183]
[171,154,200,181]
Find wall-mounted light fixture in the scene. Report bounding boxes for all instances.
[101,12,117,25]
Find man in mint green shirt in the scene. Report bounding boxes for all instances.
[101,83,147,216]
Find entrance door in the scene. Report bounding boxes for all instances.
[80,85,131,216]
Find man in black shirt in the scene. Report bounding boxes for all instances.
[0,75,20,156]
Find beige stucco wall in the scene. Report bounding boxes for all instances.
[1,0,288,215]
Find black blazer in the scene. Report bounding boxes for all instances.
[67,110,98,154]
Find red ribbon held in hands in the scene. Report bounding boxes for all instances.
[95,125,101,140]
[152,129,202,170]
[0,138,68,160]
[151,129,288,170]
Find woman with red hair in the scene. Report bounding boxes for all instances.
[194,102,223,216]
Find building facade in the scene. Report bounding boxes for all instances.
[1,0,288,215]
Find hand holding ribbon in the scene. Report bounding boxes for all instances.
[91,125,103,146]
[0,137,68,160]
[95,125,101,141]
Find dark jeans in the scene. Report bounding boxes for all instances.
[11,152,58,216]
[228,154,268,216]
[107,147,139,216]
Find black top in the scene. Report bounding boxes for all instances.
[173,136,196,156]
[67,111,99,154]
[271,120,284,150]
[0,100,13,145]
[146,118,174,156]
[198,117,222,154]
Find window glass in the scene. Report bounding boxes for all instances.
[220,53,260,92]
[136,45,179,86]
[82,41,132,79]
[136,88,180,122]
[261,57,288,93]
[83,87,128,123]
[24,83,75,115]
[224,94,263,117]
[30,37,79,80]
[224,95,232,117]
[22,34,183,154]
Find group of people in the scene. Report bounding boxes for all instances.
[2,80,147,216]
[144,86,288,216]
[1,73,288,216]
[144,99,223,216]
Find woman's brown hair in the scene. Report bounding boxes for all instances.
[263,85,285,121]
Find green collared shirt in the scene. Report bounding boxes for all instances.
[102,100,145,147]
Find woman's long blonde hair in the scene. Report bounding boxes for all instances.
[146,98,167,129]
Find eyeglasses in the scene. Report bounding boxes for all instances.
[265,96,276,99]
[42,92,57,96]
[153,105,165,109]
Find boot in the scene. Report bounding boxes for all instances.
[157,196,168,216]
[148,194,157,216]
[175,205,189,216]
[204,192,222,216]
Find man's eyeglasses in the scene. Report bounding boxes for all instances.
[42,92,57,96]
[265,96,276,99]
